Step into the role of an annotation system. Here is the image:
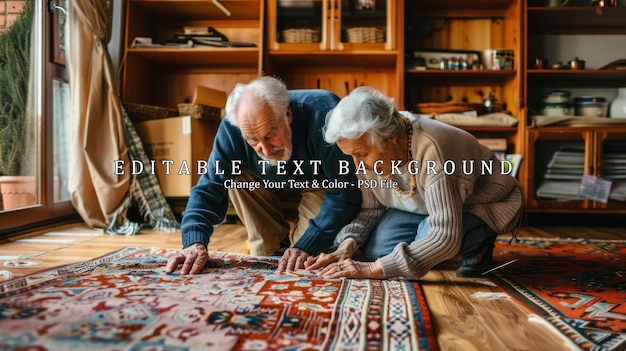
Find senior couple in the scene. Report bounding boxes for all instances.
[164,76,523,280]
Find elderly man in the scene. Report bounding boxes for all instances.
[165,76,361,274]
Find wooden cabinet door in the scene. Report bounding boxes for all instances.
[267,0,330,51]
[267,0,395,52]
[526,128,594,211]
[334,0,396,51]
[592,129,626,210]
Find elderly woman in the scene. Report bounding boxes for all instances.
[306,87,523,280]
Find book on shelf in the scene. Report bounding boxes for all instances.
[169,33,256,48]
[131,37,163,48]
[220,41,257,48]
[180,27,229,41]
[604,174,626,179]
[544,173,583,180]
[609,180,626,201]
[167,37,226,47]
[193,39,230,47]
[546,167,585,177]
[536,180,584,200]
[547,150,585,169]
[175,34,225,42]
[164,39,193,48]
[182,26,224,36]
[191,39,257,48]
[477,138,507,152]
[165,40,257,48]
[173,26,233,47]
[603,151,626,179]
[504,153,522,178]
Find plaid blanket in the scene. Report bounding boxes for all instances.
[105,110,180,235]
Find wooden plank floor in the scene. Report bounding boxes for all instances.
[1,222,623,350]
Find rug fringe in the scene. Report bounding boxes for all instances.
[527,315,582,351]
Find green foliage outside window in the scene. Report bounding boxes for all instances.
[0,0,33,176]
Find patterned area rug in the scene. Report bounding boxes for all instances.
[0,248,438,351]
[492,238,626,351]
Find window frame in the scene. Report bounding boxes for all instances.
[0,1,78,238]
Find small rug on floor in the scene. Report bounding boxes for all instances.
[492,238,626,351]
[0,247,438,351]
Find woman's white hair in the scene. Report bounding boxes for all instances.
[224,76,290,127]
[324,86,404,150]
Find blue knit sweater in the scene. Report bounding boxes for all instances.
[181,90,361,255]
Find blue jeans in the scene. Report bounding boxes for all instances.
[359,209,496,262]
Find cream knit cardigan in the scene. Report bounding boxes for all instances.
[334,113,524,279]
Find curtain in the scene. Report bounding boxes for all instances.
[67,0,179,233]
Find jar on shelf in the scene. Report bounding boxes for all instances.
[609,87,626,118]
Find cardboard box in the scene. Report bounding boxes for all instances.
[193,85,227,109]
[134,116,219,197]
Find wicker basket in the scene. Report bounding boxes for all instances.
[122,102,178,122]
[281,28,320,43]
[345,27,385,43]
[178,103,222,121]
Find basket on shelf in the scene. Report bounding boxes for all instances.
[177,103,222,121]
[122,102,178,123]
[281,28,320,43]
[345,27,385,43]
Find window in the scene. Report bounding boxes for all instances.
[0,0,76,236]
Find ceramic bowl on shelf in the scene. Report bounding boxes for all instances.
[543,90,571,104]
[573,97,608,117]
[541,103,572,116]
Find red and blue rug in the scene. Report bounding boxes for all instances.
[0,248,438,351]
[493,238,626,351]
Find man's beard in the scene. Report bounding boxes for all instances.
[257,146,292,165]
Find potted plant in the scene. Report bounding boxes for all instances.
[0,0,35,210]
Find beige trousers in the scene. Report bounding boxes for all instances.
[228,170,325,256]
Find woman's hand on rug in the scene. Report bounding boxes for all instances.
[164,243,210,275]
[317,259,385,279]
[277,248,311,272]
[305,240,355,271]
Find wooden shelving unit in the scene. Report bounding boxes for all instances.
[120,0,626,221]
[523,4,626,217]
[403,0,523,162]
[121,0,263,107]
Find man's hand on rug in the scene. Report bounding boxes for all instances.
[277,248,311,272]
[305,240,355,271]
[317,259,385,279]
[164,243,210,275]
